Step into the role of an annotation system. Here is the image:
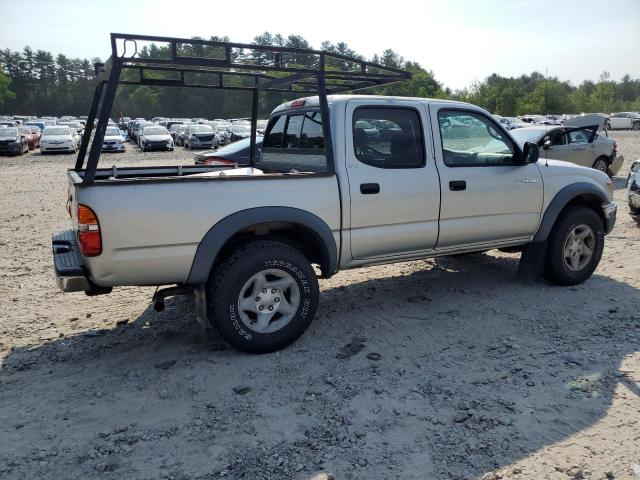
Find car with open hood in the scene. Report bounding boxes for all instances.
[509,114,622,176]
[0,127,30,155]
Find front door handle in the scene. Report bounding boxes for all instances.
[449,180,466,191]
[360,183,380,194]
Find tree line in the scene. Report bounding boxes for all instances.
[1,32,639,118]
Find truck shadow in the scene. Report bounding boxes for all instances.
[1,252,639,479]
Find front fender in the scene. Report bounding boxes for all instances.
[533,182,609,243]
[186,207,338,285]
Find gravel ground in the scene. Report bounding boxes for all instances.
[0,134,639,480]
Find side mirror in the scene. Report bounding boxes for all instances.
[542,139,552,150]
[522,142,539,164]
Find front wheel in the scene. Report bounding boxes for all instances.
[544,206,604,285]
[632,122,640,131]
[207,241,319,353]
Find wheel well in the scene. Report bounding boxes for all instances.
[214,222,330,277]
[561,194,605,227]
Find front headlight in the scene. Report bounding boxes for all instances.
[606,178,614,197]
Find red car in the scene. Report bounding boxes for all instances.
[28,126,41,149]
[19,127,40,150]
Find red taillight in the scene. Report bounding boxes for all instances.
[201,157,236,166]
[77,204,102,256]
[291,99,306,108]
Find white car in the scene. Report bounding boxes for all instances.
[101,127,126,153]
[184,124,215,149]
[627,159,640,214]
[40,126,78,154]
[606,112,640,131]
[139,125,174,151]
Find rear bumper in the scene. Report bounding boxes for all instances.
[52,230,111,295]
[602,202,617,234]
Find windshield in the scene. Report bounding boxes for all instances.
[143,126,169,135]
[232,125,251,133]
[509,128,545,146]
[188,125,213,133]
[0,128,18,137]
[105,127,121,136]
[43,127,71,136]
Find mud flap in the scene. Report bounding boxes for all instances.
[193,285,213,330]
[518,242,547,282]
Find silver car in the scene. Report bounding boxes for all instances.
[509,115,622,176]
[184,124,215,149]
[627,159,640,214]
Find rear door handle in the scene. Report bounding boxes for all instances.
[449,180,466,191]
[360,183,380,194]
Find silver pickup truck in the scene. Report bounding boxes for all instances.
[54,94,617,353]
[52,35,617,353]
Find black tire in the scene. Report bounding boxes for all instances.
[603,122,610,131]
[632,122,640,131]
[630,203,640,214]
[207,241,319,353]
[544,206,604,285]
[592,156,611,177]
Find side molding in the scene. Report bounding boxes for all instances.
[186,207,338,285]
[532,182,608,243]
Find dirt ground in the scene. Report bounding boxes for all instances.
[1,132,639,480]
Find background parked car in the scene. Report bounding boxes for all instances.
[509,115,621,176]
[138,125,173,151]
[194,136,263,166]
[0,127,30,155]
[27,126,41,148]
[18,127,39,150]
[40,126,78,154]
[102,127,126,153]
[627,159,640,214]
[606,112,640,131]
[184,124,215,149]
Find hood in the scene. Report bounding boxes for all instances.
[564,114,606,131]
[143,134,171,141]
[0,135,18,141]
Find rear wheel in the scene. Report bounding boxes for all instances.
[544,207,604,285]
[592,156,610,176]
[632,122,640,131]
[207,241,319,353]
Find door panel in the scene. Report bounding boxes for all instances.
[429,104,543,249]
[345,100,440,259]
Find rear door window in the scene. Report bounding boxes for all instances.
[352,107,425,168]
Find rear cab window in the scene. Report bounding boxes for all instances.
[260,110,327,173]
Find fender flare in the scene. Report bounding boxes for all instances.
[532,181,608,243]
[186,207,338,285]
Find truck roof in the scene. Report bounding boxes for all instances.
[271,95,474,116]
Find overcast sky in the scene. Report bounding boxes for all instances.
[2,0,638,90]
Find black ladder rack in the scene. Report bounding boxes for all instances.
[76,33,411,182]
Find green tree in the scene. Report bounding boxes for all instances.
[0,69,16,110]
